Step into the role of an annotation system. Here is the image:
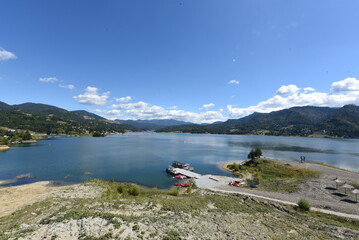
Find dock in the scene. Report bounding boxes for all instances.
[173,168,202,178]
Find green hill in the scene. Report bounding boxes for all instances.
[158,105,359,138]
[0,101,140,135]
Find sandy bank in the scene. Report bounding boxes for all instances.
[0,145,10,151]
[0,181,67,217]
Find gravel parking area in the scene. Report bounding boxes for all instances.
[216,161,359,215]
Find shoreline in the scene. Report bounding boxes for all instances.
[0,145,10,151]
[219,158,359,215]
[0,181,71,217]
[220,159,359,175]
[156,131,357,139]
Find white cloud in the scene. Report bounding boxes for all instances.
[201,103,215,110]
[107,101,225,123]
[39,77,59,83]
[94,109,121,116]
[227,78,359,118]
[73,86,110,106]
[116,96,132,103]
[331,77,359,93]
[59,84,75,90]
[303,87,315,92]
[276,84,300,96]
[0,47,17,61]
[228,80,240,85]
[168,106,178,109]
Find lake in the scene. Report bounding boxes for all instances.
[0,133,358,188]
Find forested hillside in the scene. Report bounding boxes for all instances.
[0,101,139,135]
[158,105,359,138]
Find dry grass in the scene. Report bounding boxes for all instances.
[226,159,320,192]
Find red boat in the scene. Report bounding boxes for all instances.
[175,183,192,187]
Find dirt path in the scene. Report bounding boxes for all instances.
[219,161,359,215]
[0,181,67,217]
[208,188,359,220]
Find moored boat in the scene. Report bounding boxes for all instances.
[166,166,178,175]
[172,161,194,171]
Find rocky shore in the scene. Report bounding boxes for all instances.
[0,180,358,240]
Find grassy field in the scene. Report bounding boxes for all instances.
[226,158,320,192]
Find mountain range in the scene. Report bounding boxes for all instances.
[1,101,358,138]
[115,119,193,130]
[158,105,359,138]
[0,101,139,134]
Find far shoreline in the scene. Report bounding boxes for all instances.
[0,145,10,151]
[220,159,359,176]
[155,131,357,139]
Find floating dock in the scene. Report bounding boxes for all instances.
[173,168,202,179]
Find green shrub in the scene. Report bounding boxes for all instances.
[128,185,140,196]
[117,185,124,194]
[168,187,180,196]
[228,163,242,171]
[186,186,192,195]
[163,230,181,240]
[297,199,310,211]
[132,224,139,231]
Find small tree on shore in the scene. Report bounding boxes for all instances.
[247,148,262,164]
[23,131,32,141]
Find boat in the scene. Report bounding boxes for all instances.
[172,161,194,171]
[175,174,188,179]
[166,166,178,175]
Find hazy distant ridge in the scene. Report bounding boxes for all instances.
[115,119,193,130]
[158,105,359,138]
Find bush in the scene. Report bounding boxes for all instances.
[228,162,242,171]
[297,199,310,211]
[168,187,180,196]
[128,185,140,196]
[186,186,192,195]
[117,185,124,194]
[132,224,139,231]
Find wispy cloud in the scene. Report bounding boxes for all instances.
[95,109,121,116]
[39,77,59,83]
[116,96,132,103]
[200,103,215,110]
[227,77,359,118]
[228,80,240,85]
[73,86,110,106]
[59,84,75,90]
[0,47,17,61]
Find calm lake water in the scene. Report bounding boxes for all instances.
[1,133,358,188]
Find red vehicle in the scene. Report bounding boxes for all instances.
[175,174,188,179]
[175,183,192,187]
[229,180,242,186]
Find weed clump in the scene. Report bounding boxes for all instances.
[297,199,311,211]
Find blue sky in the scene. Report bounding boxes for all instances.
[1,0,359,123]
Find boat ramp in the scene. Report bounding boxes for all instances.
[172,168,202,178]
